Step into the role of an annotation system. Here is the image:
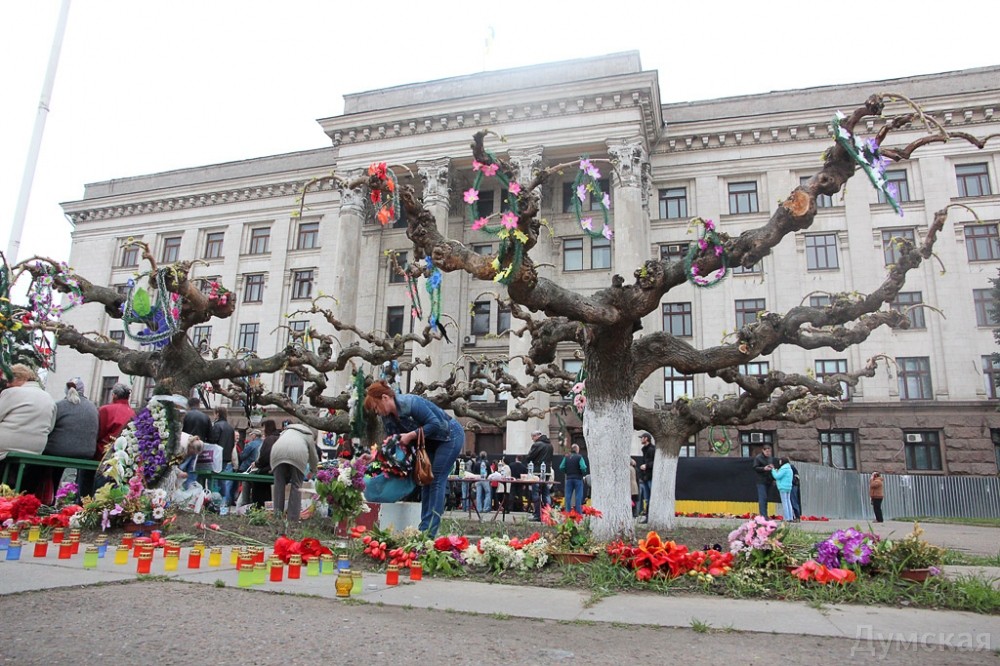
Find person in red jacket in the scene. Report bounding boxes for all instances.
[80,383,135,497]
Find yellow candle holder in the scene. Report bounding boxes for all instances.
[336,568,353,598]
[27,525,41,542]
[113,545,129,565]
[208,547,222,567]
[164,554,179,572]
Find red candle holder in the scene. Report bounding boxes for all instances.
[187,550,202,569]
[137,552,152,574]
[409,562,423,581]
[33,540,49,558]
[269,559,284,582]
[120,535,134,549]
[386,564,399,586]
[58,543,73,560]
[70,536,80,555]
[132,537,151,558]
[51,529,64,544]
[288,555,302,579]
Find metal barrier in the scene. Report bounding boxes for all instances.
[797,462,1000,520]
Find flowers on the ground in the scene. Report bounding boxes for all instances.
[815,527,879,569]
[466,533,548,573]
[541,504,601,553]
[78,484,171,532]
[728,516,789,568]
[273,536,332,564]
[606,530,733,581]
[54,482,78,505]
[314,456,371,525]
[0,492,42,526]
[872,522,946,572]
[791,559,857,584]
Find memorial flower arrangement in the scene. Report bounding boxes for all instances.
[273,535,332,564]
[314,456,371,525]
[814,527,880,570]
[0,491,42,526]
[541,504,602,554]
[464,533,549,573]
[872,522,946,573]
[727,515,791,569]
[606,531,734,581]
[790,559,857,584]
[101,397,180,488]
[78,483,171,531]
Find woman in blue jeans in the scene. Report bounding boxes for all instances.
[364,381,464,537]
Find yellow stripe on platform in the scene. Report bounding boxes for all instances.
[675,500,776,516]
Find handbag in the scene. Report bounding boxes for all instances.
[413,428,434,487]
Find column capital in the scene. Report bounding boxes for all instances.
[507,146,544,188]
[416,157,451,209]
[338,170,367,216]
[606,137,649,190]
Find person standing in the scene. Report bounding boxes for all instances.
[42,377,99,496]
[789,462,802,520]
[249,419,278,506]
[182,397,212,440]
[638,433,655,523]
[629,458,639,517]
[525,430,554,521]
[0,364,58,499]
[80,383,133,498]
[508,455,529,512]
[475,451,492,515]
[770,458,795,522]
[560,443,588,514]
[209,406,236,506]
[269,423,318,521]
[869,472,885,523]
[364,380,464,537]
[752,444,776,519]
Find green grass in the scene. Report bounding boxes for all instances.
[690,618,711,633]
[895,516,1000,528]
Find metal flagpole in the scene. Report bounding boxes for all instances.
[6,0,72,264]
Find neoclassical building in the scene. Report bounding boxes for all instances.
[58,52,1000,475]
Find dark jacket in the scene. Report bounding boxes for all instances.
[640,442,656,483]
[753,452,775,484]
[182,409,212,440]
[256,434,279,475]
[509,459,528,479]
[210,417,236,464]
[44,397,99,459]
[560,453,588,479]
[525,435,553,470]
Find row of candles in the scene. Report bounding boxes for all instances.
[1,527,423,596]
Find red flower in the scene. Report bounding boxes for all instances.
[368,162,388,180]
[434,535,469,552]
[370,190,382,205]
[377,207,392,225]
[273,535,332,564]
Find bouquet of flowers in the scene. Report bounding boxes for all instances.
[464,533,549,573]
[101,398,180,488]
[815,527,880,570]
[541,504,602,553]
[315,456,371,525]
[727,516,790,569]
[871,522,945,573]
[77,481,170,531]
[606,531,733,581]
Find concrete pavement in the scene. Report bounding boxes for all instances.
[1,539,997,652]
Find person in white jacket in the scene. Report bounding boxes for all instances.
[0,364,57,462]
[269,423,318,521]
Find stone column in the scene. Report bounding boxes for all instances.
[410,157,453,389]
[332,178,366,346]
[607,138,656,425]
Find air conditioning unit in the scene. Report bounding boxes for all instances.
[749,432,765,443]
[463,335,477,346]
[905,433,923,443]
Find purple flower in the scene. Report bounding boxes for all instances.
[816,540,842,568]
[928,566,941,576]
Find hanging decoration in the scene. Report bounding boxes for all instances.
[570,367,587,419]
[832,111,902,216]
[380,360,400,393]
[367,162,400,226]
[707,425,732,455]
[684,218,729,288]
[570,158,614,241]
[348,369,367,440]
[465,153,526,285]
[121,269,182,349]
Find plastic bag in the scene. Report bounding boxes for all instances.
[364,474,416,503]
[195,444,224,473]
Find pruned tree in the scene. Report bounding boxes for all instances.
[374,94,994,541]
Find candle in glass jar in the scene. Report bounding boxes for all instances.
[386,564,399,586]
[137,552,152,574]
[187,549,201,569]
[83,545,99,569]
[351,570,363,595]
[70,534,81,555]
[306,557,320,577]
[269,558,284,582]
[336,568,353,597]
[27,525,41,542]
[288,554,302,579]
[33,539,48,558]
[5,539,22,561]
[132,537,150,559]
[321,554,335,575]
[253,562,266,585]
[337,554,350,571]
[237,563,254,588]
[208,547,222,567]
[229,547,240,566]
[164,553,178,572]
[113,545,129,565]
[58,542,73,559]
[193,540,206,556]
[409,562,423,581]
[96,535,109,558]
[0,529,10,550]
[51,528,64,545]
[120,534,133,549]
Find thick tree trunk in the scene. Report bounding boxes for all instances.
[584,397,635,542]
[647,450,679,532]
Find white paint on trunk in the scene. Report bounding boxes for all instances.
[647,452,678,531]
[583,398,635,542]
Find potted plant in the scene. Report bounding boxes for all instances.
[871,522,946,582]
[541,504,602,563]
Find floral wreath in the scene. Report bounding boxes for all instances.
[570,159,613,241]
[706,425,732,455]
[465,154,526,285]
[367,162,400,226]
[684,218,728,287]
[121,269,182,348]
[832,111,902,216]
[101,397,181,488]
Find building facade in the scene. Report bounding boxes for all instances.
[58,53,1000,475]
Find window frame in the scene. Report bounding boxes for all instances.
[497,302,511,334]
[563,238,584,272]
[662,302,693,337]
[660,242,690,264]
[815,359,850,401]
[248,227,271,255]
[903,430,942,471]
[470,301,491,336]
[242,273,265,303]
[956,163,991,198]
[591,236,611,270]
[100,377,119,406]
[982,356,1000,399]
[109,330,126,346]
[805,233,839,271]
[897,356,933,400]
[878,170,911,204]
[973,288,998,327]
[739,431,774,458]
[663,366,694,404]
[190,325,212,351]
[728,181,759,215]
[283,372,304,403]
[388,251,408,284]
[735,298,766,328]
[237,323,259,352]
[287,320,308,345]
[296,221,320,250]
[819,430,857,470]
[120,244,140,268]
[890,291,926,329]
[291,269,314,300]
[386,306,405,337]
[658,187,688,220]
[965,224,1000,261]
[204,232,224,260]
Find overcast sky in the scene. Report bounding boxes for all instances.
[2,0,997,266]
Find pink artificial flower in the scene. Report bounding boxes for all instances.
[601,193,611,209]
[500,212,518,230]
[602,225,614,240]
[481,163,498,177]
[509,181,522,195]
[576,184,588,203]
[580,217,593,231]
[463,188,479,204]
[704,219,715,231]
[472,160,484,172]
[471,217,489,231]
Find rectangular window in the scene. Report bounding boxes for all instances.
[591,237,611,270]
[472,243,492,256]
[819,431,857,469]
[739,431,774,458]
[809,295,831,307]
[291,269,314,300]
[882,228,916,266]
[120,244,139,268]
[956,163,991,198]
[287,320,308,345]
[800,176,833,208]
[204,232,224,259]
[728,181,759,214]
[243,274,265,303]
[679,438,697,458]
[386,306,404,337]
[903,431,942,471]
[191,325,211,351]
[478,190,496,218]
[660,242,690,264]
[965,224,1000,261]
[740,361,770,379]
[297,221,319,250]
[878,170,911,203]
[388,251,408,284]
[471,301,490,336]
[497,302,511,334]
[731,261,761,275]
[897,356,933,400]
[563,238,583,271]
[238,323,259,352]
[249,227,271,255]
[100,377,119,406]
[662,302,693,337]
[735,298,765,328]
[109,330,126,346]
[658,187,688,219]
[982,356,1000,399]
[890,291,926,329]
[283,372,304,403]
[663,366,694,403]
[974,288,998,326]
[805,233,839,270]
[815,359,850,401]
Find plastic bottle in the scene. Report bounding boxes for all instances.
[527,462,534,476]
[540,462,547,480]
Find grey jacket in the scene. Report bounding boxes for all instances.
[269,424,319,475]
[0,381,57,460]
[44,397,100,458]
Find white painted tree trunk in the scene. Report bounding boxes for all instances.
[647,452,678,532]
[583,398,635,542]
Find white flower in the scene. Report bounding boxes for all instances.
[152,507,165,519]
[131,512,146,525]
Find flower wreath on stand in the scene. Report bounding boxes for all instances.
[121,270,183,349]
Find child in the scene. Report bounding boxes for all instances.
[770,458,796,522]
